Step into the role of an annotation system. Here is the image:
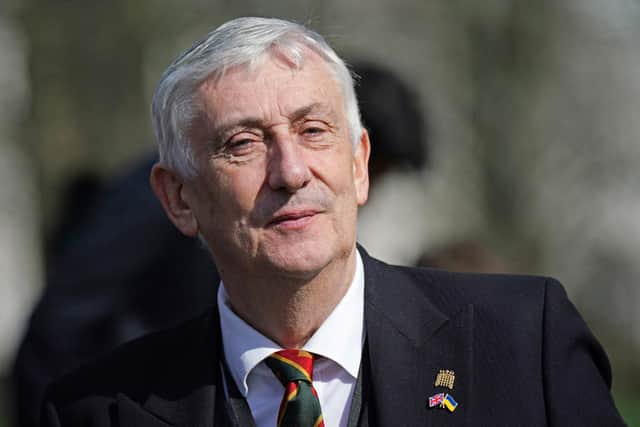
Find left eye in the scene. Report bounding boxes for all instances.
[302,126,326,138]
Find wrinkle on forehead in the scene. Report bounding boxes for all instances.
[195,49,346,140]
[209,101,341,149]
[199,46,344,109]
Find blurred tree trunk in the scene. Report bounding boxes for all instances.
[0,3,42,374]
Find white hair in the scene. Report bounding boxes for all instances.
[151,17,362,178]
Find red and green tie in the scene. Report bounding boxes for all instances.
[266,349,325,427]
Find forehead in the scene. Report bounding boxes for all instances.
[197,49,346,126]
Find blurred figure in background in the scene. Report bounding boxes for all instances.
[10,154,220,426]
[353,61,427,184]
[10,61,429,426]
[355,62,431,266]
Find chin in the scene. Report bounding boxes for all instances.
[259,239,349,278]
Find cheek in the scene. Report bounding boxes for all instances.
[196,171,262,252]
[330,157,358,199]
[228,170,264,209]
[313,145,355,185]
[210,166,267,226]
[316,152,360,217]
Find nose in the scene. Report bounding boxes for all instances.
[267,133,312,192]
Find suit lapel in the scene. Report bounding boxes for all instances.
[362,251,474,427]
[117,307,227,426]
[117,393,173,426]
[422,304,473,427]
[141,386,218,426]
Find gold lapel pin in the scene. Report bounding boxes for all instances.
[434,369,455,389]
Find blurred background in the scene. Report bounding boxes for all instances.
[1,0,639,425]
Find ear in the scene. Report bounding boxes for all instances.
[353,128,371,206]
[150,163,200,237]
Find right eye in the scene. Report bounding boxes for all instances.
[229,139,253,152]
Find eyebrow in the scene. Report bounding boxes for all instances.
[290,102,338,122]
[210,102,338,145]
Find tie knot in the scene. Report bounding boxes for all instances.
[266,349,315,385]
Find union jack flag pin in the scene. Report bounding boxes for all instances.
[428,392,445,408]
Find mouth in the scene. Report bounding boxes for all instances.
[266,209,319,230]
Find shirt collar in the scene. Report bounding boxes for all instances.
[218,250,365,396]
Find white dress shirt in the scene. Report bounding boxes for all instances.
[218,251,365,427]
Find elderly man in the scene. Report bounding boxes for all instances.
[42,17,624,426]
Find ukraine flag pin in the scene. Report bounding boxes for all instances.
[442,393,458,412]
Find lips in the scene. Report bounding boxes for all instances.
[266,209,319,229]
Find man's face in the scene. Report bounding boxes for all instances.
[179,50,369,280]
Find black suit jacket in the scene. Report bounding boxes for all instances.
[41,250,626,426]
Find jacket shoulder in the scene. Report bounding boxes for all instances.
[367,253,557,311]
[44,309,218,409]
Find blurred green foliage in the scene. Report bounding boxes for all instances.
[616,393,640,427]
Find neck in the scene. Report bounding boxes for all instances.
[221,247,358,348]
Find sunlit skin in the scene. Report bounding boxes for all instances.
[151,48,370,347]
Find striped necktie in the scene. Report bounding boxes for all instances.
[266,349,325,427]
